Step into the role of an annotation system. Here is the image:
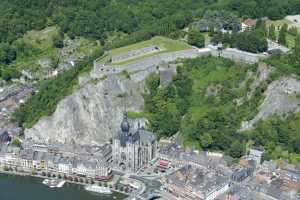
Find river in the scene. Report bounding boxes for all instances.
[0,174,127,200]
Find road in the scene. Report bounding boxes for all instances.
[129,175,162,199]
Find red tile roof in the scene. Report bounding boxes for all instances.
[243,19,257,26]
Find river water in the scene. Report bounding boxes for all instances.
[0,174,126,200]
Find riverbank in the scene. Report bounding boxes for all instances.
[0,169,129,197]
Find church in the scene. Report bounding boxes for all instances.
[112,113,157,173]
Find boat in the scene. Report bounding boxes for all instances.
[84,185,112,194]
[42,179,66,188]
[42,179,50,185]
[56,180,66,188]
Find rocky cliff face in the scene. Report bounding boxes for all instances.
[25,71,148,145]
[240,76,300,131]
[24,48,199,145]
[25,58,177,145]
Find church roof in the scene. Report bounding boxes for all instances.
[242,19,257,26]
[116,112,156,146]
[137,129,155,143]
[0,130,11,143]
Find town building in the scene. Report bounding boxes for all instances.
[241,19,257,31]
[162,164,230,200]
[248,148,264,167]
[19,149,34,171]
[0,141,113,180]
[58,157,73,174]
[112,113,157,173]
[231,160,255,183]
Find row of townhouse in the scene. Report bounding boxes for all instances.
[0,143,112,179]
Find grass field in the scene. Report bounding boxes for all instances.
[96,36,192,65]
[24,26,59,49]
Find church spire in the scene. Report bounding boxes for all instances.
[121,112,130,133]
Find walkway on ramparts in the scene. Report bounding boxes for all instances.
[91,46,266,80]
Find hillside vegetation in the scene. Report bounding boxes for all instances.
[12,49,104,128]
[144,38,300,161]
[144,57,265,158]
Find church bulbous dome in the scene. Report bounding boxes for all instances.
[121,114,130,132]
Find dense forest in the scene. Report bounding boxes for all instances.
[1,0,300,46]
[1,0,299,72]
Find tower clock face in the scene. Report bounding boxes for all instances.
[121,152,126,161]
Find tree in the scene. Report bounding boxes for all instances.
[188,30,205,48]
[236,31,268,53]
[268,24,276,41]
[266,6,285,20]
[200,133,213,149]
[288,27,298,36]
[146,73,160,96]
[222,32,232,46]
[53,31,64,48]
[0,43,16,65]
[211,32,223,45]
[293,136,300,154]
[11,138,21,147]
[256,20,267,37]
[278,24,288,46]
[0,65,20,81]
[208,24,215,37]
[229,140,244,158]
[291,34,300,66]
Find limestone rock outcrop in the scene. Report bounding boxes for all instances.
[25,72,147,145]
[240,77,300,131]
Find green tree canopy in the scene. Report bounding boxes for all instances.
[236,31,268,53]
[291,34,300,66]
[278,24,288,46]
[188,30,205,48]
[268,24,277,41]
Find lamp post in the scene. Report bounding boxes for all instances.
[217,43,223,58]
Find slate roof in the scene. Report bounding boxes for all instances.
[166,165,230,196]
[117,113,155,146]
[0,130,11,143]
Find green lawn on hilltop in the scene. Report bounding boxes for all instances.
[96,36,192,65]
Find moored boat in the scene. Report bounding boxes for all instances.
[42,179,66,188]
[84,185,112,194]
